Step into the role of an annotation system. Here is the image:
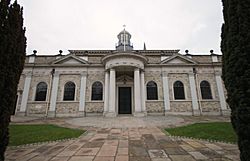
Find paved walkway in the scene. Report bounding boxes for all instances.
[66,116,185,128]
[6,116,240,161]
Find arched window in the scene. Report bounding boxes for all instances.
[35,82,47,101]
[91,81,103,100]
[173,81,185,100]
[63,81,75,101]
[200,80,212,99]
[146,81,158,100]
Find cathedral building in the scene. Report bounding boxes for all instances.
[15,29,229,117]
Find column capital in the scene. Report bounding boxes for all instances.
[188,72,195,76]
[80,72,87,77]
[215,71,222,76]
[134,68,140,72]
[25,71,32,77]
[54,71,60,77]
[110,68,115,72]
[162,72,169,77]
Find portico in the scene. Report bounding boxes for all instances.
[102,52,148,117]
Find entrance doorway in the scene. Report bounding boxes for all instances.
[118,87,132,114]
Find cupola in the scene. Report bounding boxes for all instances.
[116,27,133,51]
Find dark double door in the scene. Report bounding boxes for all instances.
[118,87,132,114]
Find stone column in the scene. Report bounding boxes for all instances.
[79,72,87,116]
[48,71,59,117]
[162,72,171,115]
[134,68,143,116]
[140,71,146,115]
[215,73,227,115]
[104,70,110,115]
[106,68,116,117]
[20,72,32,115]
[188,73,200,115]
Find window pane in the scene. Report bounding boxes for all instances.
[174,81,185,99]
[63,82,75,101]
[147,81,158,100]
[91,81,103,100]
[35,82,47,101]
[200,81,212,99]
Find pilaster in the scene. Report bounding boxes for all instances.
[19,72,32,115]
[134,68,144,117]
[140,71,146,115]
[106,68,116,117]
[104,70,110,116]
[188,73,200,115]
[79,72,87,116]
[215,72,227,115]
[162,72,171,115]
[48,71,59,117]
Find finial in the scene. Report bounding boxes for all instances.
[33,50,37,55]
[123,24,126,30]
[143,42,146,50]
[59,50,63,55]
[210,50,214,54]
[185,50,189,54]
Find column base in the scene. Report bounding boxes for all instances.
[133,112,146,117]
[221,109,230,116]
[164,110,171,116]
[104,112,117,117]
[47,111,56,118]
[193,110,201,116]
[165,111,193,116]
[15,111,26,116]
[78,111,86,117]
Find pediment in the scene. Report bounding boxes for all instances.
[52,54,89,65]
[117,75,133,82]
[161,54,197,65]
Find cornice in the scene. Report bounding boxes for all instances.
[101,52,148,64]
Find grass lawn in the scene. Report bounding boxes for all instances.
[165,122,237,143]
[9,124,85,146]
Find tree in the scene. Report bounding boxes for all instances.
[221,0,250,160]
[0,0,26,160]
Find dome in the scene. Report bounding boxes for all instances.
[118,29,131,38]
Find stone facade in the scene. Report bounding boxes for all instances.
[14,30,229,117]
[146,101,164,114]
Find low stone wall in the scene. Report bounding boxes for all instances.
[26,102,47,115]
[200,101,220,112]
[146,101,164,113]
[55,102,79,115]
[170,101,193,112]
[85,101,104,113]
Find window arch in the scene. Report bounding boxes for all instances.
[91,81,103,100]
[200,80,212,99]
[146,81,158,100]
[35,82,47,101]
[173,81,185,100]
[63,81,75,101]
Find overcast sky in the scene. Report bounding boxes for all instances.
[18,0,224,55]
